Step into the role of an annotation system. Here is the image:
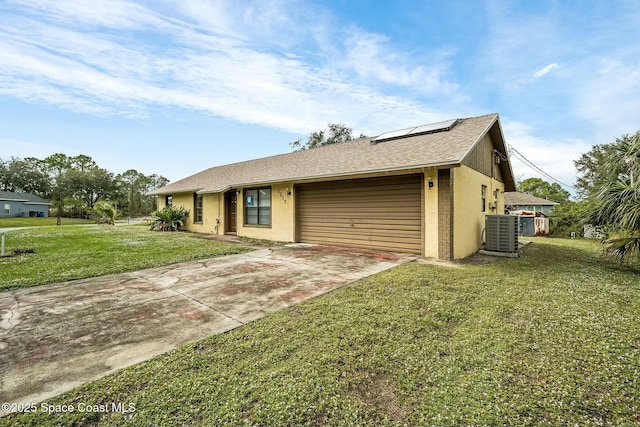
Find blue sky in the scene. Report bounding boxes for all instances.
[1,0,639,193]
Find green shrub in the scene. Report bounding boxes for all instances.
[150,205,189,231]
[92,201,119,225]
[549,201,588,237]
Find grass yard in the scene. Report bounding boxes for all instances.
[0,217,94,228]
[3,238,640,426]
[0,225,251,290]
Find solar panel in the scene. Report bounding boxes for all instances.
[409,119,458,136]
[371,119,458,144]
[371,127,415,143]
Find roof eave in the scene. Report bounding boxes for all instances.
[0,198,29,202]
[491,116,517,191]
[196,161,463,193]
[146,187,204,196]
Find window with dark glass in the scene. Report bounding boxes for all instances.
[166,195,173,207]
[194,194,203,223]
[481,185,487,212]
[244,188,271,226]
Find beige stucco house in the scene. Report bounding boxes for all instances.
[148,113,516,260]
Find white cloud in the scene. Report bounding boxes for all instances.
[503,120,592,194]
[165,0,303,43]
[534,63,559,77]
[572,56,640,139]
[481,3,562,89]
[5,0,169,31]
[0,0,457,135]
[339,30,458,96]
[478,1,639,183]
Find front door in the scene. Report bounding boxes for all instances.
[225,191,237,233]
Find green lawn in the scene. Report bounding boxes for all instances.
[0,217,94,228]
[3,238,639,426]
[0,225,251,290]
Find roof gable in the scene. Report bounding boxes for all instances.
[149,113,516,195]
[459,115,515,190]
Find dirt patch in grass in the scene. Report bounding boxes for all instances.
[350,373,407,424]
[457,251,504,265]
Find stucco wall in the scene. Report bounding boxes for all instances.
[452,165,505,259]
[190,193,222,234]
[156,196,166,210]
[236,182,295,242]
[168,192,194,228]
[423,169,439,258]
[163,192,222,234]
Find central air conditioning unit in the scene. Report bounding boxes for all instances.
[485,215,518,253]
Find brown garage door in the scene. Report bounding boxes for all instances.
[296,174,423,253]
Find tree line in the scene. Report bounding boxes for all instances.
[0,154,168,218]
[575,131,640,261]
[524,130,639,262]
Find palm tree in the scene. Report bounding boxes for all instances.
[93,201,119,225]
[589,132,640,262]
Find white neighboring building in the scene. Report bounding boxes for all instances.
[583,224,606,239]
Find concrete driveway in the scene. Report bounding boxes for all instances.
[0,244,415,410]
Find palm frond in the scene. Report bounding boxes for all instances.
[150,205,190,231]
[604,232,640,263]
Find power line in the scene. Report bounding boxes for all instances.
[508,145,577,191]
[511,148,576,190]
[509,146,577,190]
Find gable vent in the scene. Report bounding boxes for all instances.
[371,119,458,144]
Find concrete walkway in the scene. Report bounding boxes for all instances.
[0,244,415,410]
[0,228,22,234]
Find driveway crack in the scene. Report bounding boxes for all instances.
[0,291,20,335]
[167,287,244,325]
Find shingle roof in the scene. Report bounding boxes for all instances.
[0,191,49,204]
[149,113,514,195]
[504,192,560,206]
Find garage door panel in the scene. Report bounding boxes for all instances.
[299,219,421,229]
[299,223,421,235]
[298,190,420,200]
[298,209,415,224]
[298,201,421,211]
[296,175,422,253]
[298,234,422,252]
[301,232,421,246]
[300,216,419,224]
[300,228,423,241]
[297,190,421,200]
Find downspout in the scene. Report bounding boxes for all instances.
[215,193,221,235]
